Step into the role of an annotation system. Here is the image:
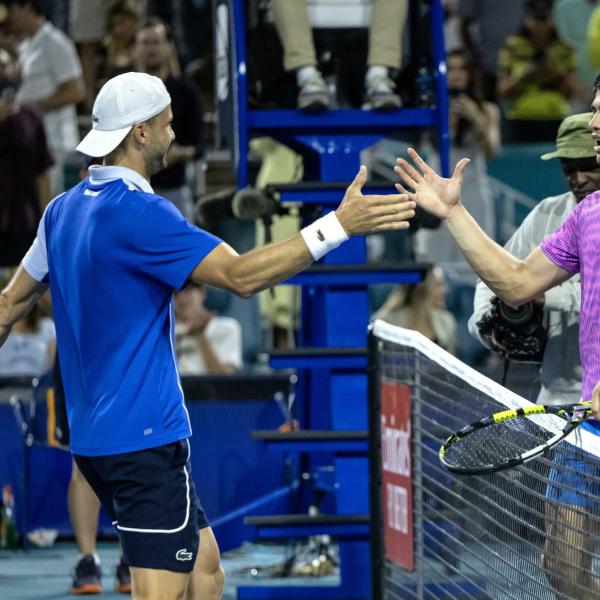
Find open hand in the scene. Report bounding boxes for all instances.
[335,165,417,236]
[394,148,470,221]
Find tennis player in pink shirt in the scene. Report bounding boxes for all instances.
[395,94,600,417]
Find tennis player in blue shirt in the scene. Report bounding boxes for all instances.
[0,71,416,599]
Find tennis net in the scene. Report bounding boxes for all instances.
[368,320,600,600]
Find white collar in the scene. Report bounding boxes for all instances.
[29,21,51,44]
[88,165,154,194]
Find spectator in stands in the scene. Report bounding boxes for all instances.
[0,43,53,267]
[497,0,577,143]
[5,0,85,197]
[458,0,527,101]
[442,0,463,53]
[554,0,599,110]
[373,266,458,355]
[271,0,408,111]
[69,0,118,112]
[135,16,202,221]
[97,0,140,89]
[0,269,54,377]
[174,282,242,375]
[467,111,600,599]
[415,48,499,268]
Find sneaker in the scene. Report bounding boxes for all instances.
[115,556,131,594]
[297,74,330,112]
[363,76,402,110]
[70,554,102,595]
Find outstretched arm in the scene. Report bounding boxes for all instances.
[394,148,571,305]
[191,165,416,297]
[0,266,48,346]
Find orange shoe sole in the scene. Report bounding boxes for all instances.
[115,581,132,594]
[70,583,103,595]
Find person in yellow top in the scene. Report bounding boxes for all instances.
[497,0,576,142]
[587,3,600,70]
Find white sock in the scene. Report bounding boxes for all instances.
[366,65,389,83]
[297,65,320,86]
[79,552,101,565]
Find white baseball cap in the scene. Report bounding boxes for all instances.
[76,72,171,158]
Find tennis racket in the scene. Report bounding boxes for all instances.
[439,402,592,475]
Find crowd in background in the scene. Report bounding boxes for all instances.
[0,0,599,374]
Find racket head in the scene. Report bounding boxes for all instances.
[439,403,591,475]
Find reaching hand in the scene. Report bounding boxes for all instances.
[393,148,470,221]
[335,165,417,236]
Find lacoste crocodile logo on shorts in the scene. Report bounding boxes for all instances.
[316,229,325,242]
[176,548,193,561]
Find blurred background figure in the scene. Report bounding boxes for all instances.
[554,0,599,110]
[497,0,576,142]
[97,0,140,89]
[271,0,408,111]
[0,41,53,268]
[458,0,527,101]
[69,0,119,112]
[0,269,54,378]
[415,48,499,270]
[135,16,202,221]
[373,266,458,355]
[174,282,242,375]
[6,0,84,197]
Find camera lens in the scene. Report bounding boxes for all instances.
[497,301,535,326]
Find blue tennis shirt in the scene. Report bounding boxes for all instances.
[22,165,222,456]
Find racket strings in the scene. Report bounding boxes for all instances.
[444,412,567,470]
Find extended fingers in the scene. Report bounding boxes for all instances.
[406,147,432,173]
[394,183,415,199]
[394,159,422,188]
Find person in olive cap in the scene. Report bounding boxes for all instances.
[468,112,600,599]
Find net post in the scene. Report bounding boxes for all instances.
[368,324,385,600]
[413,347,425,598]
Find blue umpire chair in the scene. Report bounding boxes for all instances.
[213,1,449,597]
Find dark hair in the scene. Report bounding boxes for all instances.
[137,16,173,42]
[107,0,140,23]
[447,48,485,146]
[4,0,46,16]
[594,73,600,92]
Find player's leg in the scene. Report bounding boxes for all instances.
[69,458,103,594]
[129,567,189,600]
[127,534,225,600]
[542,501,600,599]
[542,453,600,599]
[185,527,225,600]
[69,458,101,555]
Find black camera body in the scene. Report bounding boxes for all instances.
[476,298,547,363]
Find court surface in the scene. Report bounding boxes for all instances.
[0,540,339,599]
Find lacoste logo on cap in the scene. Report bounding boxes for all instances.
[176,549,193,561]
[92,115,100,123]
[316,229,325,242]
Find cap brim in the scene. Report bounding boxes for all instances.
[540,149,597,161]
[76,125,133,158]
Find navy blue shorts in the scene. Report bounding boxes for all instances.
[74,439,209,573]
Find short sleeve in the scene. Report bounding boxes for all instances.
[133,196,222,290]
[22,208,50,281]
[540,206,580,273]
[47,33,82,85]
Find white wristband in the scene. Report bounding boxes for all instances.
[300,211,349,261]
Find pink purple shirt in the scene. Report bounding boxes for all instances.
[541,192,600,402]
